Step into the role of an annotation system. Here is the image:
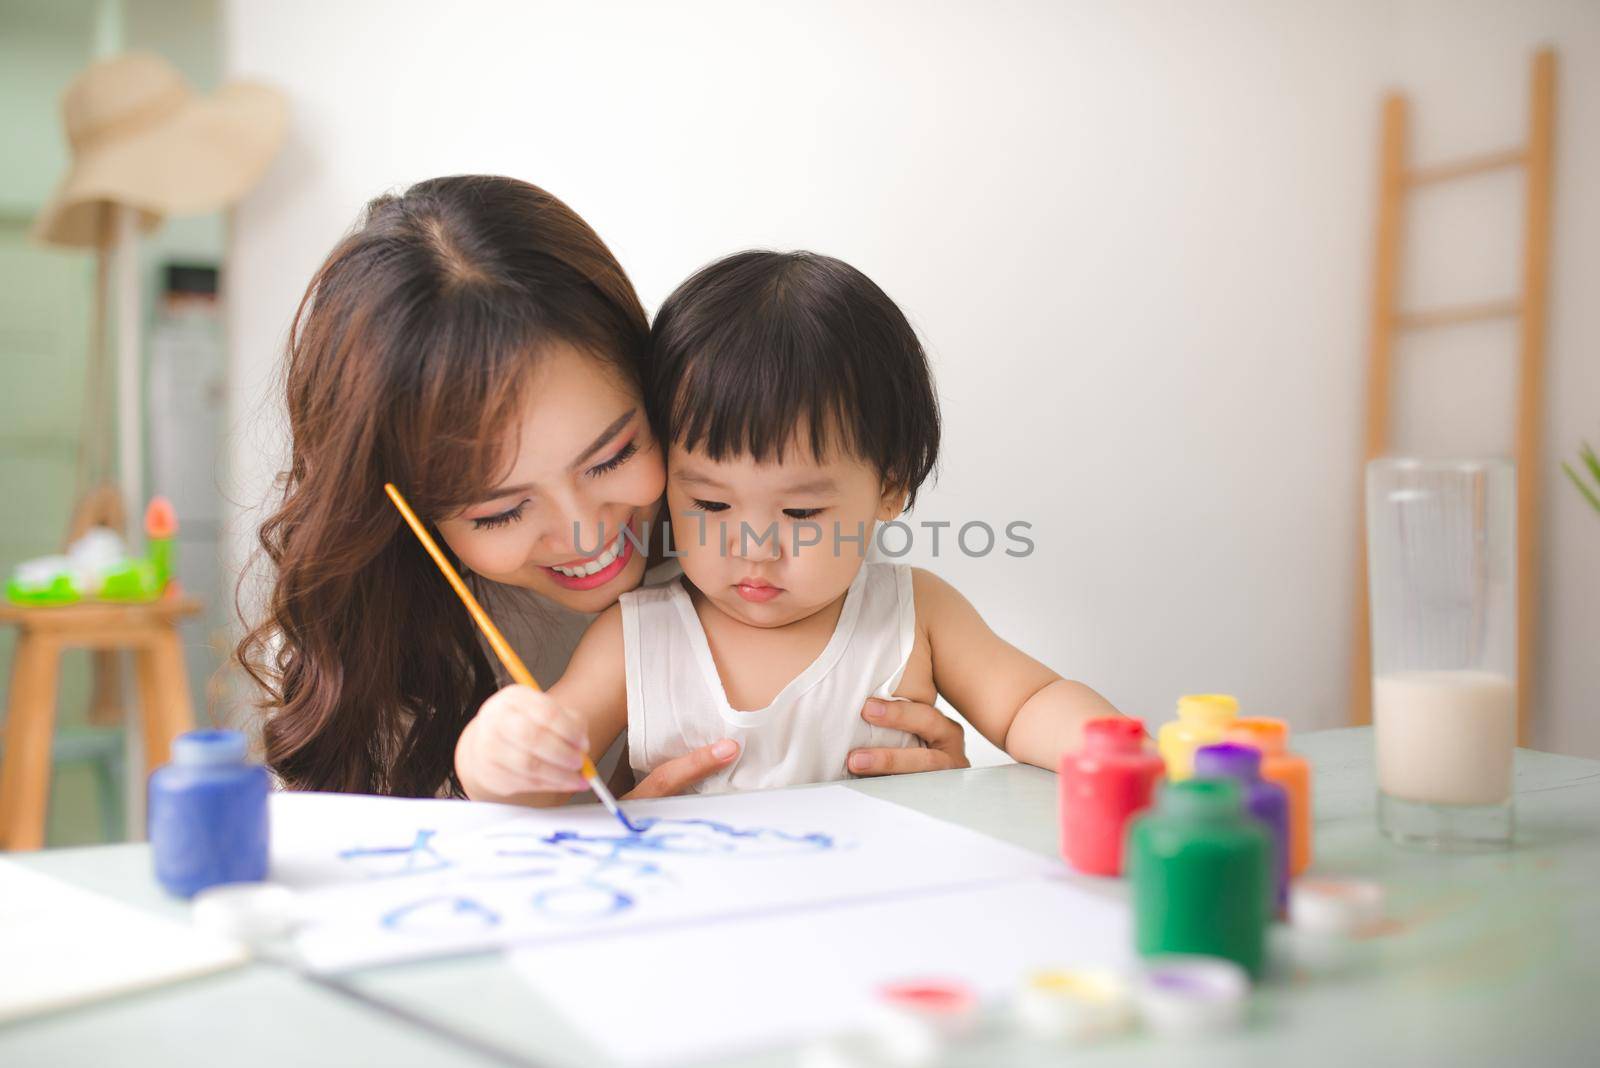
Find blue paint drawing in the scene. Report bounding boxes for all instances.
[526,818,836,923]
[364,816,842,932]
[449,842,561,880]
[530,882,636,920]
[544,818,836,861]
[380,894,500,933]
[339,829,451,878]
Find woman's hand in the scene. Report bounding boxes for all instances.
[623,739,741,799]
[457,684,594,802]
[846,699,972,776]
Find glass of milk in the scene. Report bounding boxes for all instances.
[1367,458,1515,850]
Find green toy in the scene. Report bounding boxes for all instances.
[96,558,164,602]
[4,496,178,607]
[5,568,80,606]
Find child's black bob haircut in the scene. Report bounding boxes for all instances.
[648,250,940,506]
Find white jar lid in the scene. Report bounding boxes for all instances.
[1135,955,1250,1035]
[191,882,300,944]
[869,980,977,1065]
[1290,878,1385,935]
[1014,969,1134,1041]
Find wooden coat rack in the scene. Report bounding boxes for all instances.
[1351,48,1556,744]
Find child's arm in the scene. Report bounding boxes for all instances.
[915,568,1123,770]
[456,606,630,807]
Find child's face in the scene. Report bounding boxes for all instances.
[666,433,903,629]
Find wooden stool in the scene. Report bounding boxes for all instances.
[0,596,201,851]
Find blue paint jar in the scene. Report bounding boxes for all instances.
[149,730,270,897]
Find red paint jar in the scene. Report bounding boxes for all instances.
[1060,717,1164,876]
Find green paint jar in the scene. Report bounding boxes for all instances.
[1127,778,1271,978]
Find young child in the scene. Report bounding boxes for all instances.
[469,250,1122,801]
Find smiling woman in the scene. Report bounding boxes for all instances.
[238,177,673,797]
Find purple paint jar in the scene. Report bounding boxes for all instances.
[1194,743,1289,913]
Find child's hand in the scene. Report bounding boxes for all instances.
[457,684,593,802]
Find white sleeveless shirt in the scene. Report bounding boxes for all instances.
[621,562,923,794]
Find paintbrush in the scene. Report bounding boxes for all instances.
[383,482,640,832]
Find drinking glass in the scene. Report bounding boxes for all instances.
[1367,458,1515,850]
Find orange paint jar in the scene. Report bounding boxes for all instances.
[1226,717,1312,876]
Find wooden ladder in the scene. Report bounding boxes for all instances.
[1351,48,1556,744]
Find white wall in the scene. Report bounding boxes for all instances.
[221,0,1600,757]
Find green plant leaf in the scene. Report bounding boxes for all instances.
[1564,461,1600,516]
[1581,441,1600,485]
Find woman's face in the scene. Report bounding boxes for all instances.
[436,342,666,613]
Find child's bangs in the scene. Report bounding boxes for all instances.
[664,342,862,469]
[650,250,940,504]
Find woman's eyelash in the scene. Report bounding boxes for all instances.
[586,439,639,478]
[469,440,636,530]
[691,499,730,513]
[470,501,528,530]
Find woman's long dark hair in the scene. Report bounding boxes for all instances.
[237,176,649,796]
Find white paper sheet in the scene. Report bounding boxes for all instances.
[0,861,249,1023]
[274,786,1063,972]
[512,876,1132,1066]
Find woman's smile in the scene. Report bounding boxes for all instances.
[545,522,637,591]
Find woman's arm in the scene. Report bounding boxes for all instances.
[845,699,971,776]
[914,568,1122,770]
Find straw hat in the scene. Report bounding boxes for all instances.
[33,52,288,249]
